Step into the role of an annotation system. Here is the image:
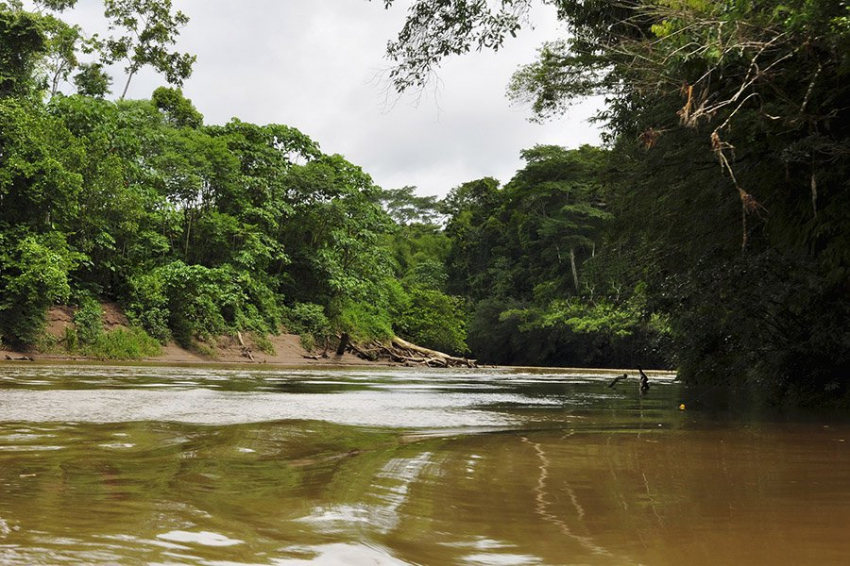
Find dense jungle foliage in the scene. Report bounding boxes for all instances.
[380,0,850,404]
[0,0,469,358]
[1,0,848,405]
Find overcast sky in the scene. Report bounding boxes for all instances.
[64,0,603,197]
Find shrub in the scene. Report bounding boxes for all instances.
[299,333,316,352]
[253,332,276,355]
[85,327,161,360]
[0,232,80,346]
[282,302,331,338]
[73,297,103,345]
[338,300,393,343]
[64,326,78,353]
[397,286,468,354]
[126,261,280,347]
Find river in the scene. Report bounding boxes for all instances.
[1,364,848,565]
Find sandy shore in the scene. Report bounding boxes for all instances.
[0,304,391,367]
[1,332,389,367]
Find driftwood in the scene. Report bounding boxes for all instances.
[391,337,476,367]
[236,331,255,361]
[340,335,476,368]
[608,374,628,388]
[343,338,379,361]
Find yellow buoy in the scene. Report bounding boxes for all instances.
[679,403,686,411]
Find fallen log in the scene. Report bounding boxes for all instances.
[390,337,476,368]
[334,335,477,368]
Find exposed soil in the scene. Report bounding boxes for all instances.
[1,305,389,367]
[44,305,75,339]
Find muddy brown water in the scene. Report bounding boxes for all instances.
[1,364,848,565]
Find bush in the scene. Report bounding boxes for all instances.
[299,333,316,352]
[338,301,394,343]
[396,286,468,354]
[126,261,281,347]
[73,297,103,344]
[64,326,78,352]
[131,306,171,343]
[0,232,80,346]
[85,327,161,360]
[282,302,331,338]
[253,332,276,355]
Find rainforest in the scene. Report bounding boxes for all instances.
[1,0,848,406]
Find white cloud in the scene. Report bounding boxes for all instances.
[59,0,603,197]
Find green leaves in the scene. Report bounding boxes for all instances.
[0,7,46,98]
[0,3,426,353]
[377,186,442,225]
[280,153,395,312]
[380,0,849,397]
[1,1,197,100]
[0,231,82,344]
[101,0,195,98]
[397,286,469,354]
[152,87,202,128]
[380,0,533,92]
[127,261,281,347]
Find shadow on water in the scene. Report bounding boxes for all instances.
[1,365,849,565]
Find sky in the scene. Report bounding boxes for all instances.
[62,0,603,198]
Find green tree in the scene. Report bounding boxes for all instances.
[38,13,83,97]
[0,5,46,98]
[441,177,504,300]
[0,231,81,344]
[73,62,111,97]
[502,144,610,295]
[151,86,202,128]
[397,286,468,354]
[377,186,442,225]
[101,0,195,99]
[281,154,396,322]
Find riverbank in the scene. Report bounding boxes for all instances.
[0,304,386,368]
[1,333,385,367]
[1,348,674,378]
[1,305,672,374]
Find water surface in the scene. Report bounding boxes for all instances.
[1,364,848,565]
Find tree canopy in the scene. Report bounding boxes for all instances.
[379,0,850,403]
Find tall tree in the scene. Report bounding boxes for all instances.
[376,186,442,225]
[503,144,609,295]
[101,0,195,99]
[0,5,46,97]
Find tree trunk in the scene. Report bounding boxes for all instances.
[336,333,349,357]
[184,209,192,259]
[120,69,136,100]
[569,247,580,293]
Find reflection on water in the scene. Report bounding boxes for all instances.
[1,364,849,565]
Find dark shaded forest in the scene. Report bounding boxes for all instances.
[1,0,848,405]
